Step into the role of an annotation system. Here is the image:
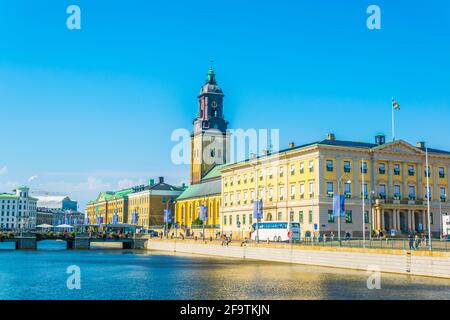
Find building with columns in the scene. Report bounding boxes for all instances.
[220,133,450,238]
[173,67,450,239]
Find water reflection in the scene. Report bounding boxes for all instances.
[0,244,448,300]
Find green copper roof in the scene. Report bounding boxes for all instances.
[176,179,221,201]
[202,164,229,181]
[0,193,18,199]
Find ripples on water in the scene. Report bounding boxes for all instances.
[0,240,448,300]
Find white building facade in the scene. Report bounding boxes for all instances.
[0,186,37,230]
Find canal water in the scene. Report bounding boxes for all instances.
[0,240,449,300]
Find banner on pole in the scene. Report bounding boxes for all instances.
[164,209,172,223]
[333,195,345,217]
[199,206,208,222]
[253,200,263,220]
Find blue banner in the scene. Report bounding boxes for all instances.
[131,212,139,225]
[112,214,119,224]
[333,195,345,217]
[164,209,172,223]
[199,206,208,222]
[253,200,263,220]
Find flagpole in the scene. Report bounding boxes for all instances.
[426,148,432,250]
[392,97,395,141]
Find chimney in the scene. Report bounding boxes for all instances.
[289,142,295,148]
[158,176,164,184]
[327,133,336,141]
[417,141,426,149]
[149,179,155,186]
[375,134,386,146]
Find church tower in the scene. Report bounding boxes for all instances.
[190,67,229,184]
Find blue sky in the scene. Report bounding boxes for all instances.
[0,0,449,210]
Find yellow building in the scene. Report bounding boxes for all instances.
[127,177,184,228]
[220,134,450,239]
[86,177,184,227]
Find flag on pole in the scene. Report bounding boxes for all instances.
[392,98,400,110]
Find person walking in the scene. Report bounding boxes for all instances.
[408,233,415,250]
[415,234,421,250]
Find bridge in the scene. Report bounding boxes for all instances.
[0,233,151,250]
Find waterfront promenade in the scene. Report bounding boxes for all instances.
[146,238,450,279]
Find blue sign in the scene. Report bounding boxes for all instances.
[333,195,345,217]
[199,206,208,222]
[164,209,172,223]
[314,224,318,231]
[253,200,263,219]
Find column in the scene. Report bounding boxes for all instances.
[317,156,324,197]
[353,159,359,197]
[381,209,385,230]
[336,157,341,195]
[418,163,423,200]
[388,162,394,198]
[433,164,439,201]
[407,209,412,231]
[375,209,380,230]
[411,210,416,231]
[422,210,427,232]
[392,209,397,230]
[397,210,401,231]
[402,163,408,200]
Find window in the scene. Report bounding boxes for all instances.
[300,163,304,174]
[309,161,314,172]
[308,210,313,224]
[430,212,434,225]
[424,166,431,178]
[440,187,446,201]
[268,168,273,178]
[229,215,233,225]
[309,182,314,197]
[326,182,334,196]
[345,210,353,223]
[279,167,284,177]
[299,211,304,223]
[425,186,432,200]
[439,167,445,179]
[409,186,416,199]
[408,165,415,176]
[277,212,282,220]
[344,182,351,197]
[290,165,295,175]
[300,184,305,197]
[362,183,368,198]
[268,188,273,200]
[364,211,369,224]
[224,216,227,225]
[249,214,253,225]
[379,184,386,198]
[379,163,386,174]
[251,190,255,201]
[279,186,284,200]
[290,185,295,198]
[326,160,334,172]
[394,185,401,199]
[328,210,335,223]
[344,161,351,173]
[394,164,401,175]
[361,162,368,173]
